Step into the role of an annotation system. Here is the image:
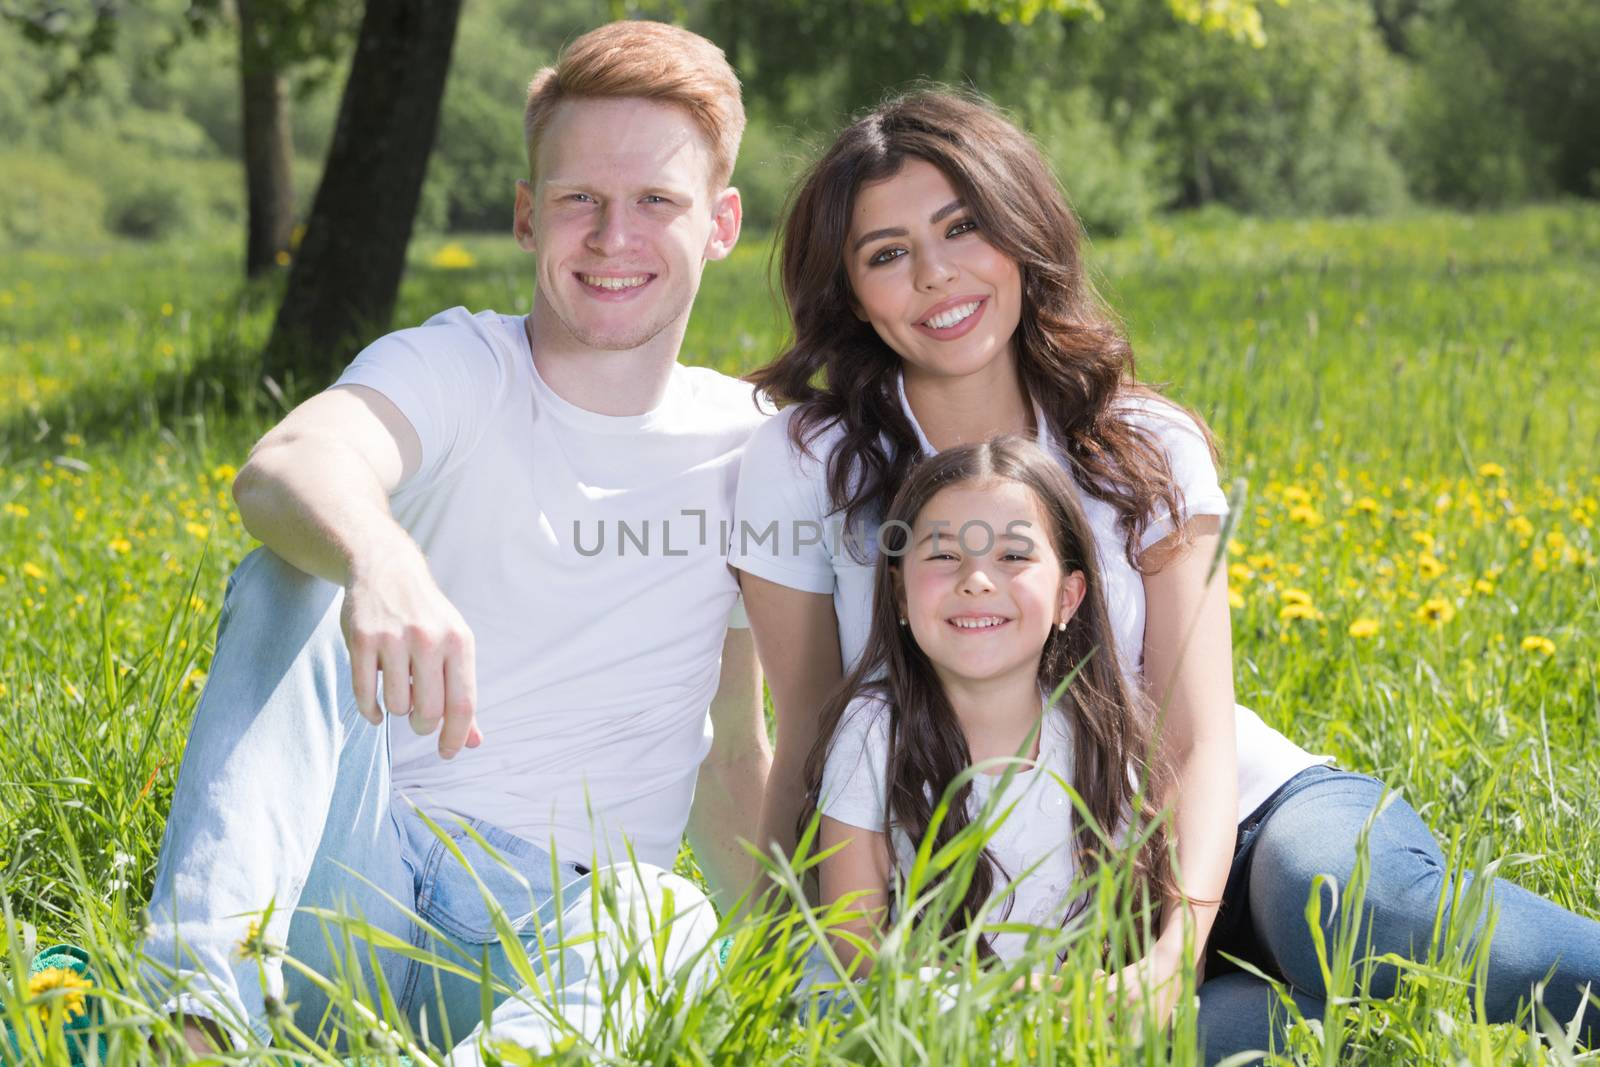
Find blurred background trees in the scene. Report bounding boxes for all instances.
[2,0,1594,374]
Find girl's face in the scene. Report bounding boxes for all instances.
[844,159,1023,385]
[896,480,1086,690]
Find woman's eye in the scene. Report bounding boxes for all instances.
[1001,553,1031,563]
[947,219,977,238]
[868,247,905,267]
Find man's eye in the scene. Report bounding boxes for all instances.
[641,195,668,204]
[868,247,905,266]
[948,219,977,238]
[565,193,594,203]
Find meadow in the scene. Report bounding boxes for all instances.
[1,204,1598,1064]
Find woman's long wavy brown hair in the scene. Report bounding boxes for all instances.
[798,437,1175,959]
[747,88,1214,567]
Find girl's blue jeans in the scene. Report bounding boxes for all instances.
[1198,764,1600,1063]
[138,549,718,1062]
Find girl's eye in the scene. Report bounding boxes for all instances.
[868,246,906,267]
[926,552,957,562]
[947,219,977,238]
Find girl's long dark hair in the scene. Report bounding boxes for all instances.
[748,88,1215,568]
[798,437,1176,958]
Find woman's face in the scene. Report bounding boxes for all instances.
[844,158,1023,385]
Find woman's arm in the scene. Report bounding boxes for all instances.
[1115,513,1238,1012]
[818,815,893,977]
[739,572,845,863]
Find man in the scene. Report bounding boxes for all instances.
[142,20,771,1063]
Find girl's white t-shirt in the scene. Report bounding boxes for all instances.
[729,375,1327,821]
[820,693,1084,964]
[335,307,769,870]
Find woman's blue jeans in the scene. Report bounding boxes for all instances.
[1197,765,1600,1063]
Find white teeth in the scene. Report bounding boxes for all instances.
[922,301,980,330]
[580,274,649,290]
[950,616,1006,630]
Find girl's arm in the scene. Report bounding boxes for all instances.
[818,815,893,977]
[740,572,845,862]
[1121,513,1238,1010]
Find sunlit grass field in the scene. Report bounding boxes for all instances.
[1,204,1597,1063]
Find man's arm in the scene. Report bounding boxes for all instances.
[687,624,771,911]
[231,384,481,757]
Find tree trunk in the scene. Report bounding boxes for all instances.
[264,0,464,386]
[238,0,296,279]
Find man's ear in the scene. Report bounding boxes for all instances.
[513,179,538,253]
[704,186,742,262]
[1057,570,1087,627]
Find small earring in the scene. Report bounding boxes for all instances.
[1056,621,1067,632]
[899,617,908,626]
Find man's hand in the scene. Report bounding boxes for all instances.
[341,546,482,759]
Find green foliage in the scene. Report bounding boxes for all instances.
[1017,89,1167,236]
[0,155,108,247]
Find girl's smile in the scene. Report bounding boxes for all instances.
[898,481,1084,693]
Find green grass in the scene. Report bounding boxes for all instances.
[1,205,1597,1063]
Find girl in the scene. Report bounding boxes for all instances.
[804,437,1174,977]
[730,89,1600,1059]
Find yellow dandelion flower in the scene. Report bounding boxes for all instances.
[22,561,45,579]
[63,433,83,447]
[108,537,132,554]
[1411,531,1436,550]
[1473,577,1495,595]
[1414,597,1456,626]
[1279,602,1319,622]
[1228,562,1253,584]
[185,521,210,540]
[1288,504,1322,526]
[1520,635,1555,657]
[66,334,82,353]
[1281,588,1314,607]
[161,301,174,317]
[1417,553,1446,579]
[1353,496,1379,514]
[211,463,238,482]
[1281,485,1312,508]
[1508,515,1534,539]
[1546,530,1567,552]
[1227,539,1245,556]
[3,502,28,518]
[429,243,476,270]
[1531,547,1549,572]
[1347,618,1380,639]
[1228,588,1245,611]
[27,967,91,1023]
[1477,462,1505,479]
[274,249,291,267]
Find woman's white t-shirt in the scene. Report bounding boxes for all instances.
[729,374,1326,822]
[819,693,1082,964]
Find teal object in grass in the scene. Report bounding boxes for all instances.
[2,944,103,1065]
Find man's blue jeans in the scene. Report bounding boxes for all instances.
[1198,765,1600,1063]
[139,548,718,1062]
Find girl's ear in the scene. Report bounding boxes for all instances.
[1057,570,1088,627]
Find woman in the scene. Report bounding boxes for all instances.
[730,90,1599,1060]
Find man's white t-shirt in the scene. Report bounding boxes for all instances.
[820,693,1083,964]
[335,307,769,870]
[730,375,1326,821]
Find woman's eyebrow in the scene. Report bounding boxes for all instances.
[849,200,967,254]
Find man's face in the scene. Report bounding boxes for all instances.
[514,97,740,353]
